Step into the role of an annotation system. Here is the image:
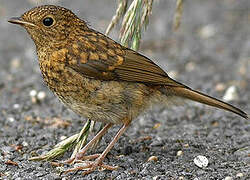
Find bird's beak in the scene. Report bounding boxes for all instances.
[8,17,36,27]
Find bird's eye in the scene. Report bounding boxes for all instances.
[43,17,54,27]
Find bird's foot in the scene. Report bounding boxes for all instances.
[63,153,101,164]
[64,157,118,175]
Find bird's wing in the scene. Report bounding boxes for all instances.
[67,31,185,87]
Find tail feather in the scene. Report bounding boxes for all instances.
[164,86,248,119]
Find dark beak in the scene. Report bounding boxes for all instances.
[8,17,36,27]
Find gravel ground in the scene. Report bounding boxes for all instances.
[0,0,249,179]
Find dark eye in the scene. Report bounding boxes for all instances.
[43,17,54,27]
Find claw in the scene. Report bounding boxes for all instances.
[63,124,128,175]
[62,153,101,165]
[64,161,92,174]
[64,159,118,175]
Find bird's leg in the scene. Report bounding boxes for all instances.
[65,123,129,175]
[64,123,113,164]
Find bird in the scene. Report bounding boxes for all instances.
[8,5,248,175]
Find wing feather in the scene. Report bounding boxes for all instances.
[67,31,185,87]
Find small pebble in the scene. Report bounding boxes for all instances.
[37,91,46,101]
[22,141,28,147]
[223,86,239,102]
[147,156,158,162]
[116,155,124,158]
[224,176,232,180]
[185,62,196,72]
[13,104,20,109]
[215,83,226,92]
[199,24,216,39]
[8,117,15,122]
[177,150,183,156]
[29,90,46,103]
[153,123,161,129]
[30,90,38,103]
[10,57,21,69]
[183,144,189,148]
[25,116,33,121]
[29,89,37,97]
[211,121,219,127]
[153,176,158,180]
[236,173,243,177]
[194,155,209,168]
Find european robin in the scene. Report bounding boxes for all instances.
[9,5,248,175]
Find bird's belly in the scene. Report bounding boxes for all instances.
[42,66,153,124]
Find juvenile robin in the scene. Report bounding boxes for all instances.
[9,5,248,175]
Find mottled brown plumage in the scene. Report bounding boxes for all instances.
[9,5,248,175]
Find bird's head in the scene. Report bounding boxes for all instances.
[9,5,87,48]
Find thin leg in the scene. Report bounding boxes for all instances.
[64,123,113,163]
[96,124,129,163]
[64,123,130,175]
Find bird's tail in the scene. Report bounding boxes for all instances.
[162,86,248,119]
